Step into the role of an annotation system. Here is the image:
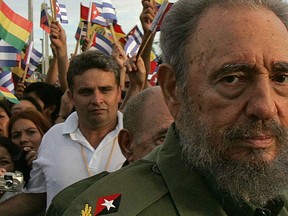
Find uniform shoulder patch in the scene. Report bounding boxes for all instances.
[94,194,121,215]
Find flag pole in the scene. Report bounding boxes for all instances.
[87,2,93,40]
[108,22,117,44]
[136,31,153,59]
[50,0,56,20]
[74,22,84,55]
[22,41,34,81]
[88,31,96,48]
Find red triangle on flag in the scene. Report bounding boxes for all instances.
[94,194,121,215]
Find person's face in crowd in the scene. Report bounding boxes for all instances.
[69,69,121,130]
[26,92,45,110]
[0,108,9,137]
[10,119,43,151]
[158,5,288,205]
[0,146,14,172]
[11,100,37,116]
[130,96,173,162]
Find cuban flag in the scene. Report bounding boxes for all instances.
[90,33,113,56]
[0,40,19,67]
[90,2,107,27]
[56,0,68,24]
[102,0,117,23]
[124,25,143,57]
[21,44,43,78]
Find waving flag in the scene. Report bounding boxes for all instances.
[0,1,32,51]
[102,0,117,23]
[152,1,173,32]
[75,21,87,43]
[91,2,107,26]
[0,40,19,67]
[0,67,15,93]
[81,3,107,27]
[40,3,51,34]
[124,25,143,57]
[0,86,18,104]
[91,33,113,56]
[21,44,43,78]
[56,0,68,24]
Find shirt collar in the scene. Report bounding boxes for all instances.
[62,111,123,135]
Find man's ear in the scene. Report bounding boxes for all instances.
[118,129,134,162]
[157,63,181,119]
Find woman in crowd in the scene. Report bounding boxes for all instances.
[10,95,43,116]
[8,109,52,167]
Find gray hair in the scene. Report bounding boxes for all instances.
[160,0,288,93]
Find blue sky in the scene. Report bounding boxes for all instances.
[4,0,143,55]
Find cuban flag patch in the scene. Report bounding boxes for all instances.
[94,194,121,215]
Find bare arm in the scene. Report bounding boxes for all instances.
[140,0,157,77]
[50,21,69,93]
[0,193,46,216]
[45,44,58,85]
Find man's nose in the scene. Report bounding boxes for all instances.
[245,79,277,120]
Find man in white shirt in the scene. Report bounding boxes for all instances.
[0,49,126,215]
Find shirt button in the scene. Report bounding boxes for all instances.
[254,208,270,216]
[152,164,161,174]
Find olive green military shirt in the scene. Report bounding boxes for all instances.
[46,124,288,216]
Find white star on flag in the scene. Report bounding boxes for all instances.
[101,199,116,211]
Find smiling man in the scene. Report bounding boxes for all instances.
[47,0,288,215]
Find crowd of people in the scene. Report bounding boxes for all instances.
[1,0,288,215]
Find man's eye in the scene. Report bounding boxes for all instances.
[272,75,288,83]
[222,76,240,84]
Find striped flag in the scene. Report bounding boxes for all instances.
[21,45,43,78]
[124,25,143,57]
[0,86,19,104]
[75,21,87,43]
[40,3,51,34]
[81,3,107,27]
[0,67,15,93]
[149,1,173,33]
[56,0,68,24]
[91,2,107,27]
[0,1,32,51]
[90,33,113,56]
[102,0,117,22]
[0,40,19,67]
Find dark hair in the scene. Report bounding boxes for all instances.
[17,95,43,113]
[0,136,30,186]
[0,100,11,117]
[67,50,120,91]
[24,82,63,122]
[8,109,52,139]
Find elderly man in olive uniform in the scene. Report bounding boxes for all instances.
[47,0,288,215]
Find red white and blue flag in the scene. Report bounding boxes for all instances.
[91,33,113,56]
[40,3,51,34]
[124,25,143,57]
[0,40,19,67]
[56,0,68,24]
[102,0,117,23]
[21,43,43,78]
